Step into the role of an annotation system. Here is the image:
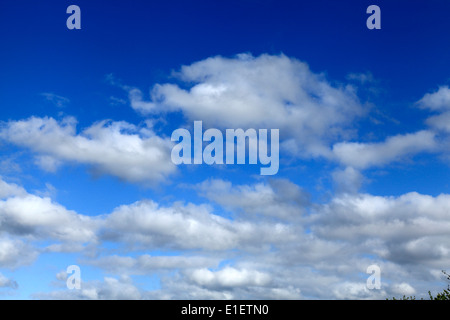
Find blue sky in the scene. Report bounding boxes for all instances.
[1,0,450,299]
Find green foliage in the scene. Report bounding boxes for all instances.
[428,270,450,300]
[428,288,450,300]
[389,295,419,300]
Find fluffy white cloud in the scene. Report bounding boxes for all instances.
[35,275,142,300]
[311,192,450,268]
[0,116,176,184]
[0,272,18,289]
[0,194,97,243]
[85,254,219,274]
[332,167,363,194]
[144,269,302,300]
[186,267,271,289]
[196,178,308,220]
[390,282,416,297]
[417,86,450,133]
[417,86,450,111]
[84,276,142,300]
[104,200,238,250]
[128,53,365,158]
[332,130,437,169]
[4,53,450,300]
[0,178,26,199]
[103,199,294,251]
[332,281,387,300]
[0,237,38,269]
[426,112,450,133]
[124,54,443,170]
[2,175,450,299]
[88,179,450,299]
[0,177,97,271]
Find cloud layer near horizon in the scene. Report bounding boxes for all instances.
[1,175,450,299]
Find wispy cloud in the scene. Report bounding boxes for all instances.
[346,72,375,84]
[40,93,70,108]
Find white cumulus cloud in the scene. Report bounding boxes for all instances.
[332,130,437,169]
[0,116,176,184]
[128,53,365,158]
